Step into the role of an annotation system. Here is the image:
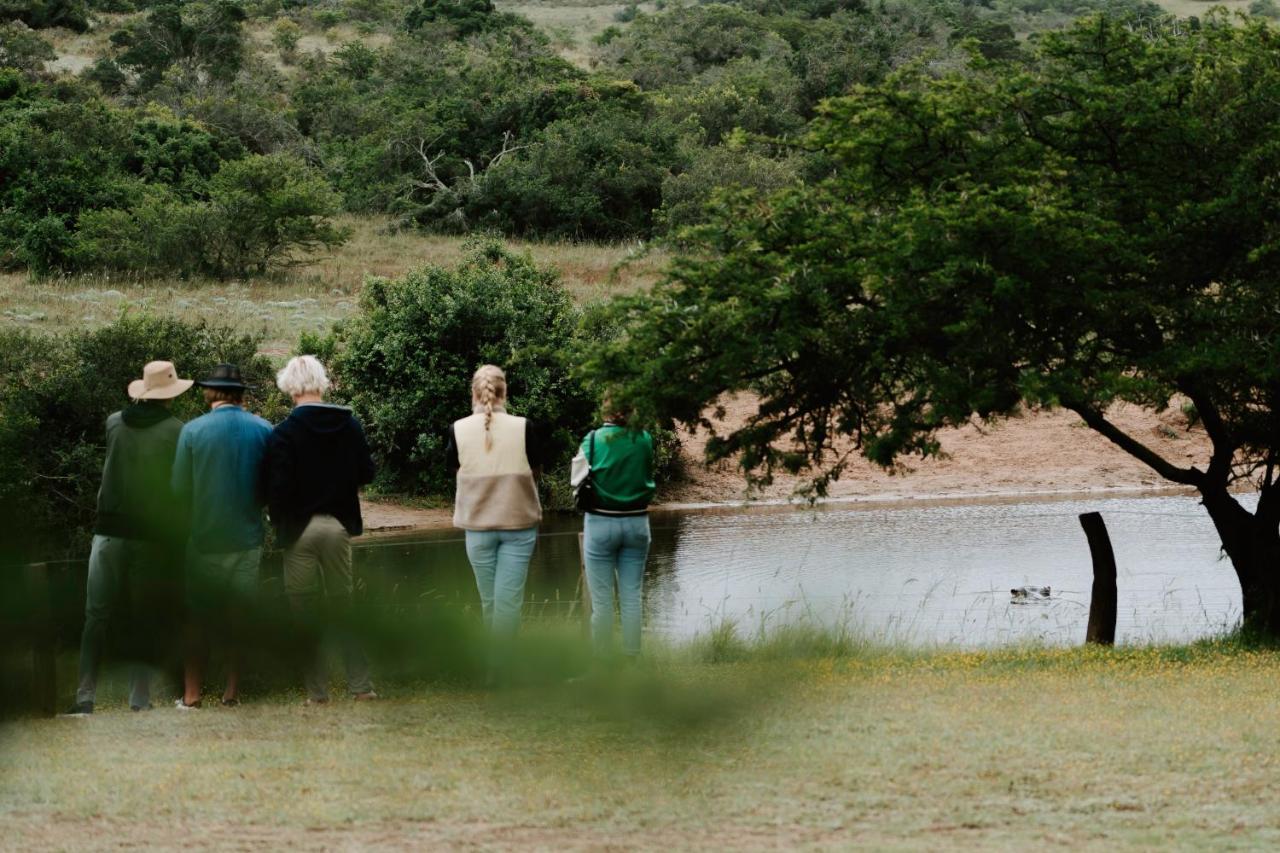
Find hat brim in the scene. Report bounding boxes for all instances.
[195,379,250,391]
[128,377,195,400]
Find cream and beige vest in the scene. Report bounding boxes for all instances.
[452,410,542,530]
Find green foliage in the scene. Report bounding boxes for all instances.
[474,106,684,239]
[0,20,53,75]
[402,0,524,35]
[0,0,88,31]
[82,57,127,94]
[658,141,799,233]
[597,4,792,91]
[272,18,301,62]
[110,0,247,90]
[1250,0,1279,18]
[0,315,279,553]
[80,153,349,278]
[659,57,805,145]
[591,14,1280,488]
[318,242,595,496]
[582,15,1280,623]
[200,152,348,277]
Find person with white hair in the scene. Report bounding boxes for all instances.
[265,355,378,704]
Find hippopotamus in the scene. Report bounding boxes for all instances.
[1010,586,1051,600]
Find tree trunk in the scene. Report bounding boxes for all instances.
[1199,488,1280,634]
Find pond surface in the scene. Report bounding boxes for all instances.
[354,493,1250,648]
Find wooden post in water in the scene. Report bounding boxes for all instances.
[576,532,591,636]
[1079,512,1118,646]
[24,563,57,716]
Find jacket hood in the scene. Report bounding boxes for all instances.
[121,401,175,428]
[288,403,354,434]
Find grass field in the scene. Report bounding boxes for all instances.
[4,637,1280,850]
[0,216,664,354]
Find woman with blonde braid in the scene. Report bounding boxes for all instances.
[445,365,548,671]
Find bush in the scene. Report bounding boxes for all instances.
[200,152,348,277]
[658,141,800,233]
[476,106,684,239]
[317,242,595,497]
[402,0,525,35]
[0,315,281,556]
[0,20,54,75]
[272,18,301,62]
[81,57,127,94]
[0,0,89,31]
[1250,0,1280,17]
[79,153,349,278]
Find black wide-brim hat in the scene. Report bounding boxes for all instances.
[196,362,250,391]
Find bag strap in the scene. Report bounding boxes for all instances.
[587,429,596,468]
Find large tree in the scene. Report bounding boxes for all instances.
[584,14,1280,630]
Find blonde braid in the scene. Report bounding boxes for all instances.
[471,365,507,452]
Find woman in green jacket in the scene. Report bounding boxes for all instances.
[570,403,656,659]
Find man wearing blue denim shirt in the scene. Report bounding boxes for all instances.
[171,363,272,708]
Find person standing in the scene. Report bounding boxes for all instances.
[171,364,272,709]
[266,355,377,704]
[65,360,193,715]
[446,365,548,668]
[571,402,656,660]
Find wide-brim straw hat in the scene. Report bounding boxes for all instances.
[128,360,194,401]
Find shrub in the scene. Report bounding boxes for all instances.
[0,20,55,75]
[272,18,301,62]
[476,106,684,239]
[200,152,349,278]
[79,153,349,278]
[0,315,281,556]
[1250,0,1280,17]
[81,57,127,94]
[658,141,800,233]
[110,0,247,90]
[318,242,595,497]
[402,0,525,35]
[0,0,89,32]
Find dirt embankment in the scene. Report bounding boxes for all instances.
[362,399,1210,532]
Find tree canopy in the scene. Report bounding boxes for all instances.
[584,14,1280,628]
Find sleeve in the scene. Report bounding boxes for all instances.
[445,424,460,475]
[569,444,590,490]
[266,429,294,526]
[352,418,376,487]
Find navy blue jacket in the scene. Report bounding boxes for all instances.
[266,404,376,549]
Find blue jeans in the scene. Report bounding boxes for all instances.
[583,514,651,657]
[464,527,537,640]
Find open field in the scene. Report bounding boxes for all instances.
[0,216,664,354]
[3,639,1280,850]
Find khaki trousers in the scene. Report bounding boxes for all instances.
[284,515,372,700]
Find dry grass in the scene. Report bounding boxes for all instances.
[1154,0,1251,18]
[3,642,1280,849]
[0,216,665,355]
[499,1,658,67]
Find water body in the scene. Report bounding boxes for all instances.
[354,493,1252,648]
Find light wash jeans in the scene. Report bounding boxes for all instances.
[76,535,168,708]
[464,527,537,640]
[583,514,651,657]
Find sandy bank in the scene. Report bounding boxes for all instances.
[361,402,1211,534]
